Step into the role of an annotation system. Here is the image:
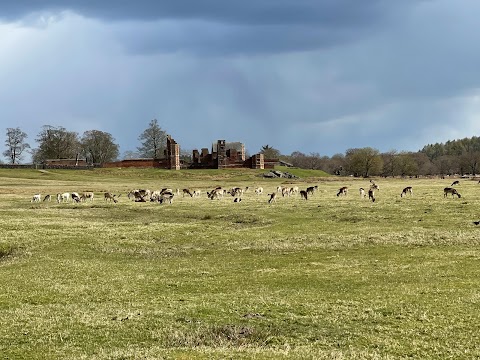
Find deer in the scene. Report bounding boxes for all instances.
[359,188,366,198]
[71,192,82,203]
[182,188,194,197]
[368,188,376,202]
[444,187,461,198]
[401,187,413,197]
[254,187,264,195]
[337,187,348,197]
[104,192,120,203]
[80,192,94,202]
[207,189,222,200]
[300,190,308,200]
[267,192,277,204]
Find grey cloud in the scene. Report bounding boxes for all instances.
[2,0,480,160]
[113,20,364,56]
[1,1,390,25]
[0,1,419,55]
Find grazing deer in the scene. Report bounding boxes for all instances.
[444,187,461,198]
[192,190,201,197]
[59,192,70,203]
[80,192,94,202]
[401,187,413,197]
[300,190,308,200]
[337,187,348,197]
[254,187,263,195]
[267,192,277,204]
[228,187,244,198]
[128,189,150,200]
[281,187,291,197]
[207,189,222,200]
[451,180,460,186]
[71,192,81,203]
[182,188,194,197]
[104,192,120,203]
[159,191,174,204]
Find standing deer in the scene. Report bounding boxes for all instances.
[359,188,366,198]
[267,193,277,204]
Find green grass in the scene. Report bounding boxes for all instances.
[0,169,479,359]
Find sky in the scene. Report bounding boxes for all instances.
[1,0,480,161]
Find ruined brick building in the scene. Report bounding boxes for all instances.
[101,136,275,169]
[191,140,267,169]
[103,135,180,169]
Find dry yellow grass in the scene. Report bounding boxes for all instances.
[1,169,479,359]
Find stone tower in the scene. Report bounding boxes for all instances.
[166,135,180,170]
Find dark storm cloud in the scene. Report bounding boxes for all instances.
[0,0,388,25]
[0,1,418,55]
[1,0,479,160]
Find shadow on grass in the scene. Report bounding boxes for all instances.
[164,323,281,348]
[0,242,16,260]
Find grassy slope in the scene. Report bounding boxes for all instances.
[0,169,479,359]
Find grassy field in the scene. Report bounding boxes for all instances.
[0,168,479,359]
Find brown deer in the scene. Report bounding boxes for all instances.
[104,192,120,203]
[444,187,461,198]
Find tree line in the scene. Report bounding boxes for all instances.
[3,119,167,165]
[266,136,480,177]
[3,122,480,176]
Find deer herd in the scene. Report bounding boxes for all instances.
[29,178,468,205]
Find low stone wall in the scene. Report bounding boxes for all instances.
[0,164,36,169]
[102,159,169,168]
[0,164,94,170]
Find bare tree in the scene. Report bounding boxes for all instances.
[260,144,281,159]
[397,152,418,177]
[345,147,383,177]
[80,130,119,164]
[137,119,167,159]
[33,125,80,163]
[3,127,30,164]
[381,150,399,177]
[122,150,141,160]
